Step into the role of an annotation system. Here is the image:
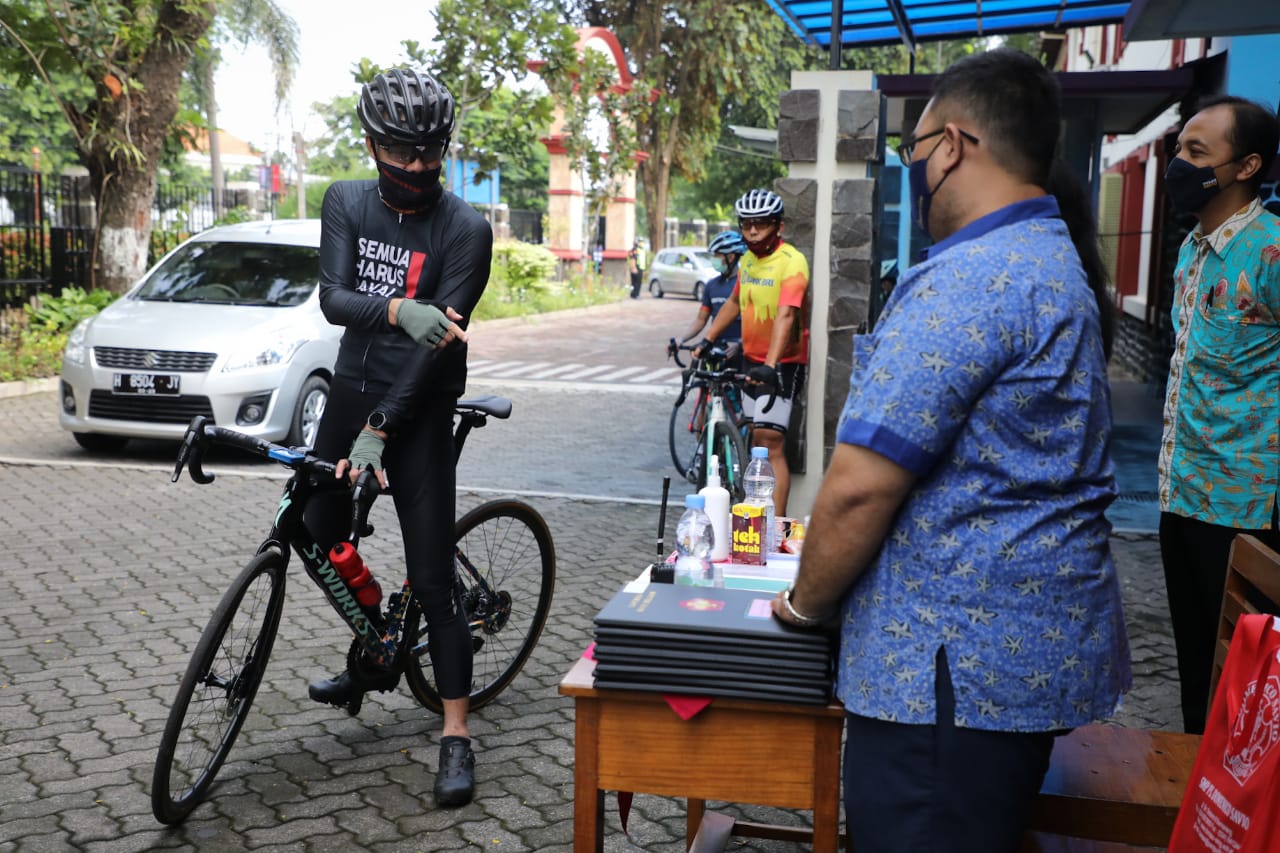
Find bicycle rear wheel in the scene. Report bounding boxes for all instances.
[669,384,708,484]
[406,500,556,712]
[152,550,286,824]
[712,419,750,504]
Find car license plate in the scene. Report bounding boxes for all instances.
[112,373,180,395]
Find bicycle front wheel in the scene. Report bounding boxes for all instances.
[151,550,286,824]
[712,419,750,504]
[669,385,708,484]
[406,500,556,713]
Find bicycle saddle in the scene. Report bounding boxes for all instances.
[456,395,512,419]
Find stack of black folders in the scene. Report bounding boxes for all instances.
[592,583,835,705]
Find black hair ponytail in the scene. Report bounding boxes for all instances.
[1047,159,1115,360]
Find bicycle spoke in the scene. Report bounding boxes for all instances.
[405,501,555,712]
[153,553,284,823]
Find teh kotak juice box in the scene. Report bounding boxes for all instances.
[731,502,767,565]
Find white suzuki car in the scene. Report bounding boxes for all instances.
[58,219,341,452]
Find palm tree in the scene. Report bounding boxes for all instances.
[190,0,299,217]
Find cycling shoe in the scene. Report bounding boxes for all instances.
[308,668,398,715]
[433,736,475,807]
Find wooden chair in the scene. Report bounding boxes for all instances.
[1210,533,1280,697]
[1025,534,1280,851]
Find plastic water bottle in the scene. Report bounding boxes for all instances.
[699,457,732,562]
[674,494,716,586]
[329,542,384,606]
[744,447,777,555]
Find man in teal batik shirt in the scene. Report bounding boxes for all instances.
[1158,95,1280,735]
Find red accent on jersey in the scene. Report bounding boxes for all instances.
[405,251,427,298]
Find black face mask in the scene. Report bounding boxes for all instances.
[1164,156,1237,213]
[375,160,443,213]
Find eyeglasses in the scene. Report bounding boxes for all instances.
[377,140,448,166]
[738,217,778,232]
[897,127,980,166]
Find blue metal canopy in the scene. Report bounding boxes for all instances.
[765,0,1132,55]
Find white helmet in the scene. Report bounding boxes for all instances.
[735,189,784,220]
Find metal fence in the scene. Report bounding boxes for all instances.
[507,208,544,245]
[0,165,260,310]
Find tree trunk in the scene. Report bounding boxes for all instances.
[207,70,225,219]
[82,1,215,293]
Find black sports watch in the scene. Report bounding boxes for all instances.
[366,410,390,432]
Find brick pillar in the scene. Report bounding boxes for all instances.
[775,72,884,518]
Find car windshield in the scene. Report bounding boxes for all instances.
[695,251,717,267]
[135,241,320,306]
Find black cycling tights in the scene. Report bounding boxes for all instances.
[304,378,471,700]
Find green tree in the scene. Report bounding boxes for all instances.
[0,0,218,293]
[302,90,369,177]
[415,0,576,189]
[188,0,298,216]
[0,64,81,173]
[460,87,550,212]
[573,0,816,250]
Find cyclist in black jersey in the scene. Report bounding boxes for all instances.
[303,67,492,808]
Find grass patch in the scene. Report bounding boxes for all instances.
[472,240,623,321]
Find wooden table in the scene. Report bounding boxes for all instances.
[559,656,845,852]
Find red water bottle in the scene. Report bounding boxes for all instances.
[329,542,383,607]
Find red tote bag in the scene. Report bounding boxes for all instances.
[1169,614,1280,853]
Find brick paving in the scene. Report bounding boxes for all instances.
[0,382,1180,852]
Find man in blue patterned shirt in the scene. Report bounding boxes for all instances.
[772,50,1130,852]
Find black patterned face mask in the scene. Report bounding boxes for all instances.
[375,160,443,213]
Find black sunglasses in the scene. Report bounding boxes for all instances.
[377,140,448,166]
[897,127,980,166]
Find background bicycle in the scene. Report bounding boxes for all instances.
[151,395,555,824]
[666,339,756,502]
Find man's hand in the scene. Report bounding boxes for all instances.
[692,337,714,360]
[337,428,387,487]
[746,363,778,390]
[395,300,467,348]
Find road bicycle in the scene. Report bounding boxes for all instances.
[666,339,763,503]
[151,395,555,825]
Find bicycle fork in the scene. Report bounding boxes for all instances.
[703,395,728,481]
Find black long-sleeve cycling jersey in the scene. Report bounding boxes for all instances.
[318,179,493,432]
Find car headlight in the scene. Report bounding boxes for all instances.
[62,320,89,367]
[222,331,308,372]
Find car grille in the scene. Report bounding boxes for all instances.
[88,391,214,424]
[94,347,217,372]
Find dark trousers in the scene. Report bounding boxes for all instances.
[629,270,642,298]
[842,648,1057,853]
[303,378,472,699]
[1158,507,1280,734]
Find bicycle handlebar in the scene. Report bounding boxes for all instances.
[667,337,777,414]
[171,415,378,544]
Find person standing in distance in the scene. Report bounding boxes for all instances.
[695,190,810,515]
[628,238,648,298]
[303,67,493,808]
[677,230,745,367]
[771,49,1130,852]
[1158,95,1280,735]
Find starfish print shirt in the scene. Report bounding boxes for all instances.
[1158,198,1280,529]
[835,196,1131,732]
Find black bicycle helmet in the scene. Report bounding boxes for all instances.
[735,189,784,220]
[357,68,456,146]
